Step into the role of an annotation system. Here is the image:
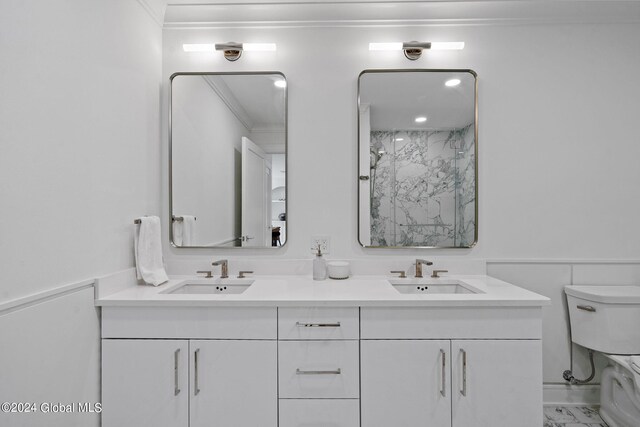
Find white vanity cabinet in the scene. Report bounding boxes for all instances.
[100,301,544,427]
[360,307,543,427]
[101,307,278,427]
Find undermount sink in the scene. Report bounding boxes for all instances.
[162,279,254,295]
[389,279,482,295]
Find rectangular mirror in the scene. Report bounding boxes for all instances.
[170,72,287,248]
[358,69,477,248]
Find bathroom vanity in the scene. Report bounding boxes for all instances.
[97,275,548,427]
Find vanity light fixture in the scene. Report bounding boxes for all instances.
[215,42,277,61]
[414,116,427,123]
[369,41,464,60]
[445,78,461,87]
[183,43,276,61]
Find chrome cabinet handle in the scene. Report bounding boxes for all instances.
[577,305,596,312]
[295,322,341,328]
[440,349,446,397]
[174,349,181,396]
[460,349,467,396]
[194,349,201,396]
[296,368,341,375]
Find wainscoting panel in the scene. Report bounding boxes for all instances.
[0,284,100,427]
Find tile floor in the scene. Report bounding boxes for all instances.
[543,406,608,427]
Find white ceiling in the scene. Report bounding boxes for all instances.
[360,71,475,130]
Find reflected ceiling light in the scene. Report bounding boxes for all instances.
[274,80,287,88]
[369,41,464,60]
[445,78,461,87]
[183,42,276,61]
[395,138,404,141]
[414,116,427,123]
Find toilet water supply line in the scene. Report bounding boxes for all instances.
[563,349,596,385]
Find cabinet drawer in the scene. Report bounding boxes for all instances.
[279,399,359,427]
[102,306,277,339]
[361,307,542,339]
[278,307,359,340]
[279,340,359,398]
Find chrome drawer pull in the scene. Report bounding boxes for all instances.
[174,348,181,396]
[577,305,596,312]
[296,368,341,375]
[295,322,341,328]
[440,349,446,397]
[194,348,200,396]
[460,349,467,397]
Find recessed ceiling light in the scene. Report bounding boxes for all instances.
[415,116,427,123]
[274,80,287,88]
[445,78,461,87]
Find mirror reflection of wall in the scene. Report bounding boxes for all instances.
[358,70,477,248]
[171,73,287,248]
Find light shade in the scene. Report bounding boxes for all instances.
[183,44,215,52]
[369,42,403,51]
[243,43,277,52]
[431,42,465,50]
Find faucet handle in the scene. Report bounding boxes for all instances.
[197,270,213,278]
[237,271,254,279]
[431,270,449,278]
[390,270,406,279]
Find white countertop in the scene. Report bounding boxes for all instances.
[96,275,550,308]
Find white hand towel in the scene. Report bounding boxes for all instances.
[134,216,169,286]
[173,219,184,246]
[181,215,196,246]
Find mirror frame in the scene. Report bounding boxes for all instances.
[357,69,478,249]
[169,71,288,249]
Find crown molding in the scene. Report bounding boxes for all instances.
[202,76,254,131]
[163,1,640,29]
[136,0,165,27]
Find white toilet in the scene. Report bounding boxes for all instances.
[565,285,640,427]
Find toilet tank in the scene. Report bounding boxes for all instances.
[565,285,640,355]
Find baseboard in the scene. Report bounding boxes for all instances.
[544,384,601,406]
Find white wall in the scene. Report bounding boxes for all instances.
[0,1,162,425]
[0,0,162,301]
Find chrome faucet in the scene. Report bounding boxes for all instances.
[212,259,229,278]
[415,259,433,278]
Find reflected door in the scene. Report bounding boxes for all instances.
[241,137,272,247]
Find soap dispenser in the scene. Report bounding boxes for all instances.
[313,245,327,281]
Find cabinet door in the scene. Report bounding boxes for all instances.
[451,340,542,427]
[102,339,188,427]
[190,340,277,427]
[361,340,451,427]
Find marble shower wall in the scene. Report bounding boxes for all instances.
[370,126,475,247]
